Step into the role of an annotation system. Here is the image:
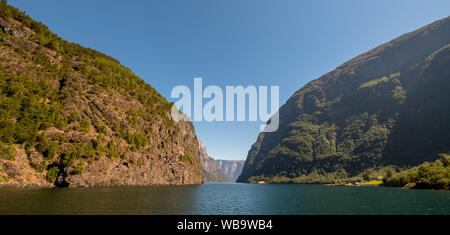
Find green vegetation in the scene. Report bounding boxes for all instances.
[68,111,80,123]
[72,162,85,175]
[248,171,347,185]
[92,119,107,134]
[0,141,15,160]
[239,22,450,186]
[359,76,390,89]
[32,48,51,66]
[0,4,193,185]
[0,176,11,182]
[247,154,450,190]
[121,131,149,150]
[361,180,383,185]
[105,141,120,159]
[383,154,450,190]
[0,66,64,145]
[181,152,194,164]
[0,4,173,119]
[79,119,91,133]
[46,166,60,182]
[243,112,392,182]
[36,134,58,160]
[62,142,97,166]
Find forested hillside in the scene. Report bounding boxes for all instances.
[0,4,203,187]
[238,16,450,185]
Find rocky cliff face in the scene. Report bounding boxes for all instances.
[0,5,203,187]
[238,16,450,183]
[198,141,229,182]
[215,160,245,182]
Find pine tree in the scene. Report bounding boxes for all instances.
[1,0,6,6]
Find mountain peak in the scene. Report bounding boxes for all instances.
[239,16,450,183]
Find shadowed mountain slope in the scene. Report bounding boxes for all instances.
[239,16,450,183]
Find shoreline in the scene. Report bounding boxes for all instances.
[248,181,449,191]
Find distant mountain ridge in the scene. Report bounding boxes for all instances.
[198,140,245,182]
[216,160,245,182]
[198,140,230,182]
[238,16,450,183]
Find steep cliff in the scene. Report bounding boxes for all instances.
[198,140,229,182]
[239,16,450,183]
[215,160,245,182]
[0,5,203,187]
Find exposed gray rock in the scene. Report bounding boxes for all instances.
[215,160,245,182]
[199,141,230,182]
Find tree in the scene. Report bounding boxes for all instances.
[1,0,7,5]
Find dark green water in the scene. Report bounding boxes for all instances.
[0,183,449,215]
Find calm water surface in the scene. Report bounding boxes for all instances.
[0,183,449,215]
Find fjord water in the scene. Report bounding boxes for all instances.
[0,183,449,215]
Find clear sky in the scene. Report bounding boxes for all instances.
[10,0,450,160]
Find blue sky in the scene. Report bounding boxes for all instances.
[11,0,450,160]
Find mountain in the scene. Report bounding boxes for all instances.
[0,4,203,187]
[216,160,245,182]
[198,140,244,182]
[238,16,450,183]
[198,140,230,182]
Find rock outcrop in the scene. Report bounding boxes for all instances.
[199,140,229,182]
[0,5,203,187]
[215,160,245,182]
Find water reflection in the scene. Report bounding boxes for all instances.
[0,184,449,215]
